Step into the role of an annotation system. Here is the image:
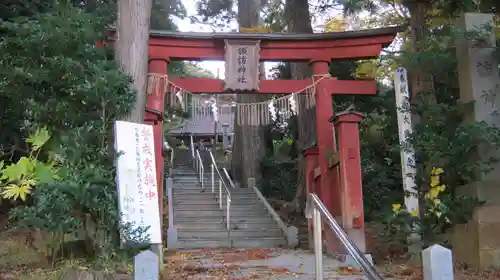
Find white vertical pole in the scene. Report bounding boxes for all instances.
[394,67,419,217]
[394,68,422,256]
[211,163,215,193]
[313,208,323,280]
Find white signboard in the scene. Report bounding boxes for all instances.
[394,68,419,216]
[114,121,162,244]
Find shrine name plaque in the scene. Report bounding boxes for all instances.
[224,40,261,91]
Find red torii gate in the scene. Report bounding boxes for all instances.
[111,27,399,253]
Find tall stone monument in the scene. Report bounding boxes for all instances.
[454,13,500,269]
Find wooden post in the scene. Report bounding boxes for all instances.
[331,111,366,252]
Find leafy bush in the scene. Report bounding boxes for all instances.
[259,157,297,201]
[0,3,136,262]
[0,127,58,202]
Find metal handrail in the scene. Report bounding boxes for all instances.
[189,136,205,189]
[208,150,232,230]
[222,168,236,188]
[195,149,204,189]
[165,141,174,167]
[189,135,195,165]
[306,193,383,280]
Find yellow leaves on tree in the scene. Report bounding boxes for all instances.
[239,26,273,33]
[425,167,446,218]
[392,167,446,218]
[0,127,59,201]
[323,16,347,32]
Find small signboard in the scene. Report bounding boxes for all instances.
[134,250,160,280]
[224,40,260,91]
[114,121,162,244]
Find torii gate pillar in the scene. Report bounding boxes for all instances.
[145,59,169,224]
[311,59,342,252]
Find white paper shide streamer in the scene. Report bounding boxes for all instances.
[210,99,219,122]
[154,73,320,127]
[394,67,419,217]
[289,94,297,115]
[268,99,277,121]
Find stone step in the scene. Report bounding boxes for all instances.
[173,199,260,207]
[173,192,256,200]
[174,215,277,225]
[174,203,265,210]
[173,204,264,211]
[173,197,218,203]
[173,195,218,201]
[169,186,204,190]
[173,201,219,207]
[172,189,216,195]
[175,216,225,223]
[230,216,276,223]
[232,237,286,248]
[231,220,280,230]
[176,239,231,248]
[174,210,268,218]
[172,188,226,193]
[178,229,283,239]
[176,237,286,249]
[173,208,268,217]
[221,197,261,203]
[174,204,269,212]
[173,192,256,198]
[171,172,198,176]
[174,210,223,217]
[173,181,222,186]
[178,229,229,240]
[174,221,226,230]
[173,200,220,207]
[172,191,217,196]
[173,175,217,179]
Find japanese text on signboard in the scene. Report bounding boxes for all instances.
[224,40,261,91]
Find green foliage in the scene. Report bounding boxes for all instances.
[365,23,500,247]
[259,157,297,201]
[195,0,237,27]
[0,127,58,202]
[0,7,134,135]
[382,169,485,248]
[151,0,186,30]
[0,3,136,262]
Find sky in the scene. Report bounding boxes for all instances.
[172,0,338,79]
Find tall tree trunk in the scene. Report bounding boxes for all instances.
[407,1,435,189]
[285,0,315,210]
[116,0,153,123]
[406,0,434,253]
[105,0,153,250]
[408,1,435,106]
[231,0,267,187]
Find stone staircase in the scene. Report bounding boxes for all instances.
[167,157,294,249]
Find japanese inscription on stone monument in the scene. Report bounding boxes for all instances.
[224,40,260,91]
[394,68,419,213]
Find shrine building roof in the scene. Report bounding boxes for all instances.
[148,26,403,47]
